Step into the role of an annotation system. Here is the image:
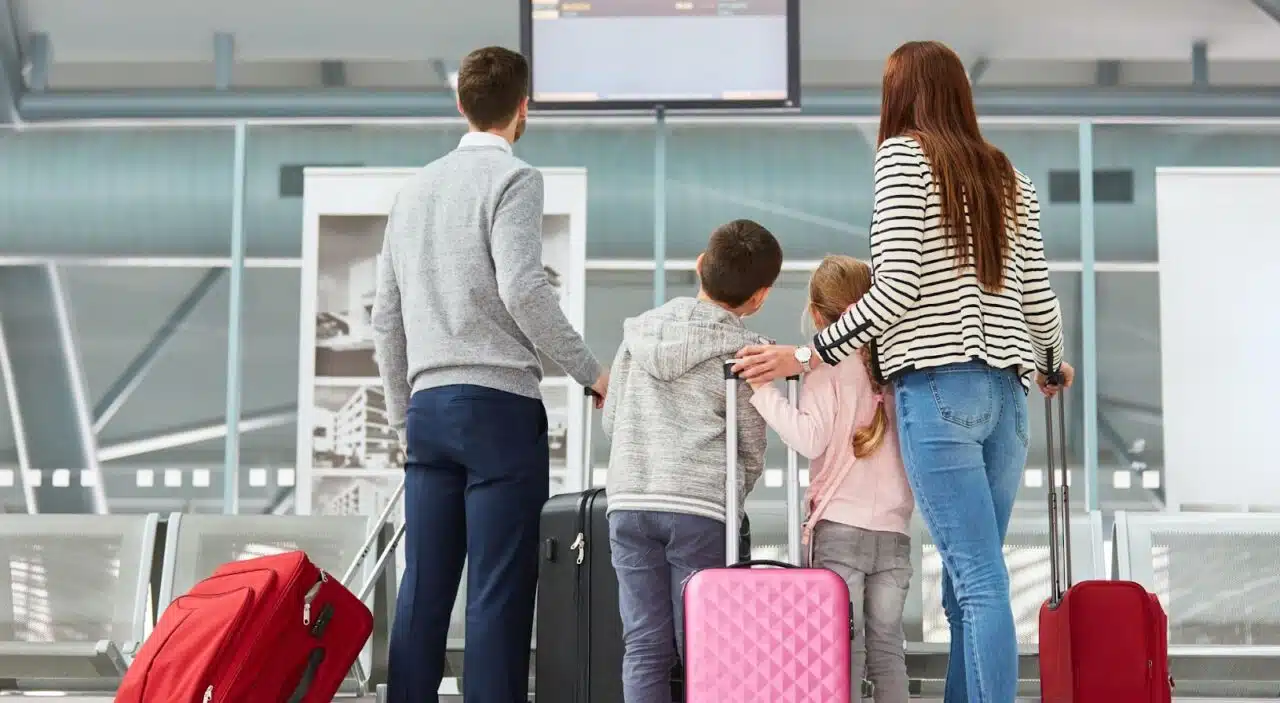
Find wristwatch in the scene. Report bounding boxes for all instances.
[794,345,813,373]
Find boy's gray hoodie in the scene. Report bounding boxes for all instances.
[603,297,770,523]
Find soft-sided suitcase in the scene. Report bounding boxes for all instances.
[1037,383,1172,703]
[118,494,405,703]
[683,364,854,703]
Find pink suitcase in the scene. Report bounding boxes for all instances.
[682,363,854,703]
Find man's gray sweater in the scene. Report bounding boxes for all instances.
[371,132,600,433]
[603,297,770,524]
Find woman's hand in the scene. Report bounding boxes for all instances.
[733,344,804,384]
[1036,362,1075,398]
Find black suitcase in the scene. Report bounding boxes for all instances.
[536,485,622,703]
[534,389,750,703]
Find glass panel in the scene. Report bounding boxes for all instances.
[1093,123,1280,262]
[63,267,229,463]
[665,122,876,260]
[663,121,1081,262]
[245,124,461,257]
[984,123,1082,262]
[1095,271,1164,510]
[0,127,235,256]
[53,266,291,513]
[245,122,656,258]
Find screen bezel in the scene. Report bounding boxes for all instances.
[520,0,801,112]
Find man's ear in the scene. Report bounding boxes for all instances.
[520,96,530,118]
[695,252,704,276]
[456,97,466,118]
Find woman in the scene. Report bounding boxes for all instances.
[734,40,1074,703]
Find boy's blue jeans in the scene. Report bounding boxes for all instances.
[609,510,726,703]
[893,361,1029,703]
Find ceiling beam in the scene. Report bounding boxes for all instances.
[213,32,234,90]
[0,0,23,124]
[1191,40,1209,89]
[320,60,347,88]
[25,32,48,92]
[97,406,296,462]
[18,86,1280,120]
[1095,60,1121,87]
[1253,0,1280,25]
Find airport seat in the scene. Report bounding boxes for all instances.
[904,511,1106,682]
[157,513,399,695]
[0,513,158,692]
[1112,511,1280,693]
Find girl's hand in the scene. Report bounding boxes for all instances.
[734,344,803,384]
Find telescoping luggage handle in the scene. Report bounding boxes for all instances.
[1045,371,1072,608]
[583,387,597,490]
[723,360,803,566]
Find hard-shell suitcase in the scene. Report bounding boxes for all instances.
[535,388,751,703]
[534,388,625,703]
[118,487,406,703]
[1037,383,1172,703]
[683,364,854,703]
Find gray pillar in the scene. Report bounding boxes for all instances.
[0,265,106,514]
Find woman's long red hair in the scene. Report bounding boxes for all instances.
[879,41,1019,292]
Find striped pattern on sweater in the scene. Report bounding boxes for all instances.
[813,136,1064,388]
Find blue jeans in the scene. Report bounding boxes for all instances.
[609,510,726,703]
[893,361,1028,703]
[387,385,549,703]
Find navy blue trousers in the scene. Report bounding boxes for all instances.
[387,385,548,703]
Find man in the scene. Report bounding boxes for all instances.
[371,46,609,703]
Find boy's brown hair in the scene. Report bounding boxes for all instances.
[698,219,784,308]
[456,47,529,130]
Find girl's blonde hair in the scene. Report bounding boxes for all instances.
[808,255,888,458]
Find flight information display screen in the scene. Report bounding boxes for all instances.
[522,0,800,110]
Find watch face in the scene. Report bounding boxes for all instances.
[796,347,812,362]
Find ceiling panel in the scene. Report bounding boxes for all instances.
[16,0,1280,65]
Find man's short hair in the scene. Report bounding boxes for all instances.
[456,47,530,130]
[699,219,784,307]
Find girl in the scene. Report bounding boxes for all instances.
[747,255,914,703]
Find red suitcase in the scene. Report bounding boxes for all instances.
[1037,386,1172,703]
[117,500,406,703]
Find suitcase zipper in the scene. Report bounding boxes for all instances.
[569,533,585,565]
[202,685,213,703]
[302,571,329,626]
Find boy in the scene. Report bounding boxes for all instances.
[602,219,783,703]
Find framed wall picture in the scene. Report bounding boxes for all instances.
[297,167,589,514]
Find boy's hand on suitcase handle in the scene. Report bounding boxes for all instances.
[1036,362,1075,398]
